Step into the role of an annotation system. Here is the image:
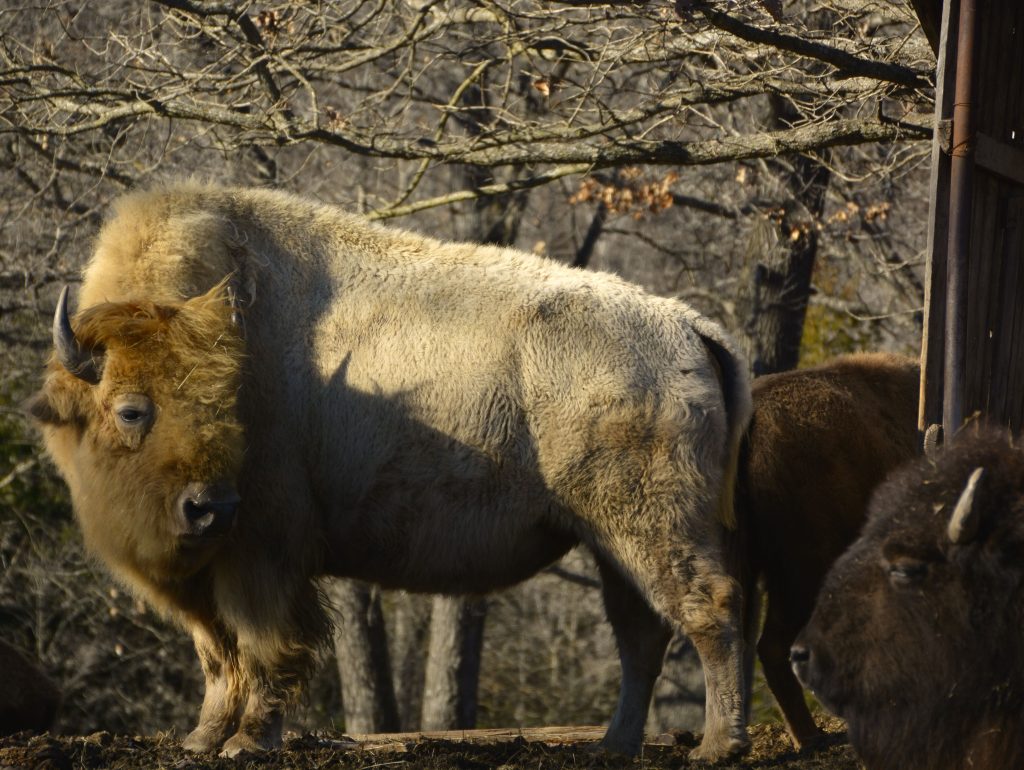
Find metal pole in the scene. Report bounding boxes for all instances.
[944,0,977,437]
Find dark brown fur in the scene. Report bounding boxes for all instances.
[737,352,919,747]
[0,639,60,735]
[794,427,1024,770]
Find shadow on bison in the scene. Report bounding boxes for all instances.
[29,183,753,761]
[794,427,1024,770]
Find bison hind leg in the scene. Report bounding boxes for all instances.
[757,596,823,749]
[592,531,750,761]
[594,556,673,756]
[666,552,749,762]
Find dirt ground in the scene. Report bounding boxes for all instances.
[0,719,858,770]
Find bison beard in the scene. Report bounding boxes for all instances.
[793,428,1024,770]
[29,183,753,759]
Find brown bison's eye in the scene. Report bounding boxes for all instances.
[112,393,155,448]
[887,557,929,586]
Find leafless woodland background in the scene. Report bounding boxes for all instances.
[0,0,933,742]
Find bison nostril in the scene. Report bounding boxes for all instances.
[178,486,239,538]
[790,645,811,665]
[182,498,210,524]
[182,498,219,536]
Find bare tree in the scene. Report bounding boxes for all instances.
[0,0,933,358]
[743,98,831,376]
[326,581,401,733]
[0,1,931,217]
[421,596,488,730]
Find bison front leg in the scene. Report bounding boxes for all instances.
[215,643,301,757]
[220,685,285,757]
[218,584,329,757]
[183,630,244,753]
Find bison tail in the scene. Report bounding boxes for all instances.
[696,329,753,531]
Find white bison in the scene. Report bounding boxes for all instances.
[29,183,752,759]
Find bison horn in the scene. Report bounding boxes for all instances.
[53,286,101,384]
[947,467,985,544]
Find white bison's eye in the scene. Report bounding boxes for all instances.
[112,393,155,447]
[118,407,144,423]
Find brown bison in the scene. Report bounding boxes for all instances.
[737,352,919,748]
[29,184,753,759]
[792,428,1024,770]
[0,639,60,735]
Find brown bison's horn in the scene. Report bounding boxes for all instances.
[948,467,985,544]
[53,286,101,384]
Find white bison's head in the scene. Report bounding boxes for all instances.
[30,283,246,585]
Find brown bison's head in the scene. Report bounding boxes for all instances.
[29,283,246,585]
[792,429,1024,770]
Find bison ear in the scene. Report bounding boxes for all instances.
[23,372,83,426]
[23,385,68,426]
[948,467,985,544]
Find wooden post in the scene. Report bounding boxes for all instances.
[943,0,978,437]
[919,0,959,440]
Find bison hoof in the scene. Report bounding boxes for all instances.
[182,728,223,754]
[220,732,273,757]
[687,735,750,763]
[790,728,827,752]
[786,729,827,753]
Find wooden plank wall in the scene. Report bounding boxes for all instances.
[921,0,1024,434]
[962,0,1024,431]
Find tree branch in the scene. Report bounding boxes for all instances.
[398,116,932,168]
[695,4,933,90]
[367,164,592,220]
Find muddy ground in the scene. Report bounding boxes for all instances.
[0,719,858,770]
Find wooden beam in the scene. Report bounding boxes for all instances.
[976,133,1024,186]
[346,726,609,751]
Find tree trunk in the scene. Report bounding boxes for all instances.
[744,95,831,376]
[420,595,489,730]
[327,579,401,733]
[389,592,431,730]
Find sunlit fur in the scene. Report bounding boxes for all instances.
[31,182,752,759]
